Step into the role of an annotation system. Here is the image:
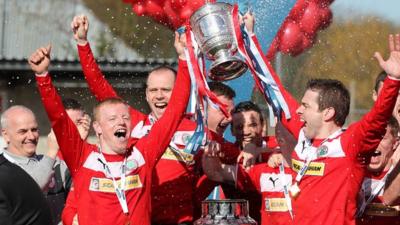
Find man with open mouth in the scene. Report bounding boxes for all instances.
[70,14,244,225]
[29,28,190,225]
[355,70,400,225]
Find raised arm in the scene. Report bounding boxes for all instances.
[136,32,191,167]
[343,34,400,155]
[71,15,145,123]
[244,12,303,137]
[29,45,88,176]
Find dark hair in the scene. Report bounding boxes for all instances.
[306,79,350,126]
[208,81,236,99]
[232,101,264,124]
[93,97,127,121]
[62,98,83,111]
[387,116,399,138]
[374,71,387,93]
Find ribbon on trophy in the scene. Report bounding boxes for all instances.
[173,24,231,157]
[231,4,291,125]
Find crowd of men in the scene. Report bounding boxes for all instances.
[0,13,400,225]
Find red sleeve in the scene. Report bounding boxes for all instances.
[61,187,77,225]
[36,74,91,176]
[77,43,146,125]
[342,77,400,157]
[236,164,260,192]
[251,35,303,138]
[134,59,190,168]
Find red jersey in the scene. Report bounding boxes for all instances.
[250,35,400,225]
[275,66,399,224]
[221,136,279,223]
[78,43,199,224]
[36,57,189,225]
[236,163,295,225]
[356,170,400,225]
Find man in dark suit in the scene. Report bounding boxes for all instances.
[0,153,52,225]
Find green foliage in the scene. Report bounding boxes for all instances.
[82,0,175,58]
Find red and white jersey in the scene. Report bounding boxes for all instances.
[236,164,294,225]
[359,171,388,204]
[78,43,199,224]
[285,80,399,225]
[356,171,400,225]
[36,57,189,225]
[250,34,400,225]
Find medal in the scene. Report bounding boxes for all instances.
[289,182,300,198]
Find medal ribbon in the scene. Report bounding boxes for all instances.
[355,165,395,218]
[293,129,343,190]
[280,163,294,219]
[97,148,129,214]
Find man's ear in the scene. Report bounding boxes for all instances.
[323,107,336,122]
[372,90,378,102]
[92,121,102,137]
[1,129,10,144]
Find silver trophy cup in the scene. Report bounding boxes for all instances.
[190,2,248,81]
[194,199,258,225]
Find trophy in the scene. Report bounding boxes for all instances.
[190,2,248,81]
[194,199,257,225]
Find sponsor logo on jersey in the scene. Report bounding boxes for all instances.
[265,198,288,212]
[89,175,143,193]
[292,159,325,176]
[161,147,194,162]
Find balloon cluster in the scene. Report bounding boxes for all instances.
[266,0,334,59]
[123,0,214,30]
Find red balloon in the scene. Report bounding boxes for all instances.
[179,6,194,21]
[163,0,181,29]
[266,38,279,60]
[279,21,303,54]
[289,0,307,21]
[170,0,187,10]
[132,3,146,16]
[145,1,165,20]
[319,7,333,30]
[311,0,334,8]
[299,2,321,36]
[301,35,313,50]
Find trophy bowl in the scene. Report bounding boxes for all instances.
[194,199,257,225]
[190,2,248,81]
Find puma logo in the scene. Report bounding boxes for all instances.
[269,177,279,188]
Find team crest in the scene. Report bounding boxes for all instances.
[126,159,138,170]
[181,133,192,145]
[317,145,328,157]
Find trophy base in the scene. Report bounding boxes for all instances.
[209,51,248,81]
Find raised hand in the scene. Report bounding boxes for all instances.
[76,113,91,140]
[71,15,89,45]
[28,45,51,75]
[374,34,400,79]
[242,11,255,34]
[174,31,187,60]
[46,129,59,159]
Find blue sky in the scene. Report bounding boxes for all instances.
[332,0,400,24]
